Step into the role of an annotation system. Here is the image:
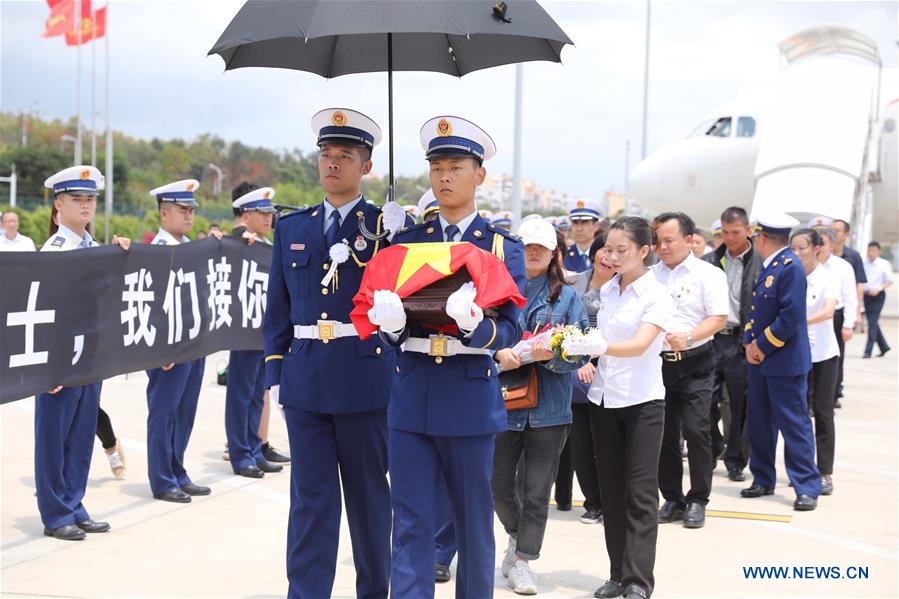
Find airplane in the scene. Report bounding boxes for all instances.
[628,26,897,247]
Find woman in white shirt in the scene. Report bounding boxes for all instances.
[575,217,674,599]
[791,229,839,496]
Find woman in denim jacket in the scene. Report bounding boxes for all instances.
[492,219,589,594]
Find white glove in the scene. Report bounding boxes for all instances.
[562,332,608,357]
[382,202,407,241]
[367,289,407,334]
[445,282,483,332]
[270,385,281,409]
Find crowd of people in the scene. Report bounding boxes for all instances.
[0,105,893,599]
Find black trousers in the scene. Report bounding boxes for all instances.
[808,356,838,474]
[555,402,602,511]
[591,399,664,596]
[713,334,750,471]
[96,406,116,450]
[832,309,845,398]
[864,293,890,355]
[659,349,714,505]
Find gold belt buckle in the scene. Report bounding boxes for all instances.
[663,351,681,362]
[317,321,335,344]
[428,334,448,357]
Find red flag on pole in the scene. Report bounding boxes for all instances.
[42,0,82,38]
[64,5,105,46]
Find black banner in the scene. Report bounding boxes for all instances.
[0,237,271,404]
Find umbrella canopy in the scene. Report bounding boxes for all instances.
[208,0,572,77]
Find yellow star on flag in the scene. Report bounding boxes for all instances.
[395,242,459,292]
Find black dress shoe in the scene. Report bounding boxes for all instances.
[794,494,817,511]
[435,563,451,583]
[181,483,211,496]
[154,489,191,503]
[234,465,264,478]
[658,500,685,523]
[740,484,774,498]
[76,519,110,533]
[262,442,291,463]
[44,524,86,540]
[623,584,649,599]
[594,579,622,598]
[727,468,746,482]
[862,353,871,359]
[555,502,572,512]
[683,502,706,529]
[820,476,834,496]
[879,347,891,357]
[256,460,283,473]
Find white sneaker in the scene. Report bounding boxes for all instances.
[508,560,538,595]
[106,441,125,479]
[501,536,517,577]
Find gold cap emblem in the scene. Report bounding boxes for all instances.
[437,118,452,137]
[80,169,90,180]
[331,111,347,127]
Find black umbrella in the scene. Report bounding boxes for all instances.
[209,0,573,237]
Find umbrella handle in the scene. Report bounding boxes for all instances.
[358,215,390,241]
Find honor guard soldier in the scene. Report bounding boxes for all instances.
[36,166,112,540]
[366,115,525,599]
[145,179,212,504]
[565,198,602,272]
[225,184,284,478]
[263,108,407,599]
[492,210,514,231]
[741,211,821,511]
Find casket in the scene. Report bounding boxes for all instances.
[401,269,472,326]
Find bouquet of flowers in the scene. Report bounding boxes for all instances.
[502,325,604,371]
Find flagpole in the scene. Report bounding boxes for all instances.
[91,4,97,168]
[104,3,113,245]
[74,0,82,165]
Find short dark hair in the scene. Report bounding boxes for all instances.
[652,211,695,237]
[763,231,789,246]
[232,181,260,217]
[790,228,821,247]
[868,240,881,249]
[609,216,657,266]
[588,233,607,263]
[832,219,850,233]
[721,206,749,226]
[818,228,836,244]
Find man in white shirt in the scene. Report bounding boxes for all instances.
[0,211,36,252]
[862,241,893,358]
[652,212,728,529]
[816,228,857,406]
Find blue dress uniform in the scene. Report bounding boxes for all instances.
[384,114,525,599]
[226,187,276,474]
[564,245,590,272]
[145,180,208,501]
[563,198,602,273]
[35,166,108,539]
[264,108,400,599]
[742,215,820,502]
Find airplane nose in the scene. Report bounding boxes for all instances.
[628,154,665,208]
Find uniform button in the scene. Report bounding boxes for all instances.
[321,313,328,319]
[751,305,755,310]
[396,366,400,373]
[323,264,329,271]
[487,368,492,377]
[291,262,297,268]
[376,347,382,355]
[435,357,443,364]
[753,292,757,296]
[321,288,329,295]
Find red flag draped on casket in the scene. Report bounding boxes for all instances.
[351,242,525,339]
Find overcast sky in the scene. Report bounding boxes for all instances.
[1,0,895,199]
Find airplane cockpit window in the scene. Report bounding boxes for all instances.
[706,117,732,137]
[689,119,715,138]
[737,116,756,137]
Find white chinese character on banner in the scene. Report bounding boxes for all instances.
[6,281,55,368]
[162,268,201,344]
[238,259,268,329]
[206,257,232,330]
[121,269,156,347]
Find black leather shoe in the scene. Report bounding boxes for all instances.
[862,353,871,359]
[794,494,817,511]
[181,483,211,496]
[262,442,291,463]
[256,460,283,473]
[44,524,86,540]
[623,584,649,599]
[234,465,264,478]
[879,346,891,357]
[820,476,834,496]
[594,580,623,598]
[683,502,706,529]
[154,489,191,503]
[435,563,451,583]
[76,519,110,533]
[658,500,685,523]
[555,502,572,512]
[741,484,774,498]
[727,468,746,482]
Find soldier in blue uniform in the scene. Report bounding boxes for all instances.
[146,179,214,504]
[741,211,821,511]
[564,198,602,273]
[225,183,284,478]
[263,108,408,599]
[366,115,525,599]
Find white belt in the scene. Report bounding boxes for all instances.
[404,336,492,357]
[294,321,358,343]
